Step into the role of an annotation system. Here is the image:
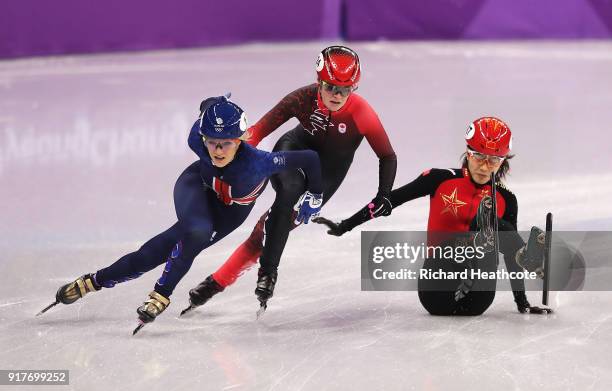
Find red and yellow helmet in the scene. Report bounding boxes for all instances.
[465,117,512,156]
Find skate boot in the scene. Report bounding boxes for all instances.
[514,290,552,314]
[37,273,101,315]
[254,268,277,318]
[454,278,474,302]
[473,195,495,253]
[133,291,170,335]
[56,273,101,305]
[454,259,475,302]
[516,226,546,278]
[136,291,170,324]
[180,275,225,316]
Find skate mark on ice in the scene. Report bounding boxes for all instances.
[222,383,243,390]
[267,335,321,391]
[0,299,27,308]
[29,340,80,366]
[261,296,339,329]
[296,350,337,391]
[471,326,573,367]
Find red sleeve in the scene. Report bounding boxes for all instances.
[352,96,397,196]
[247,86,308,147]
[353,97,395,159]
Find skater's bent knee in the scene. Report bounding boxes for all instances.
[182,223,214,242]
[271,176,306,197]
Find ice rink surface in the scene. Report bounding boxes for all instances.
[1,41,612,390]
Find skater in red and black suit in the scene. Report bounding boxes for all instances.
[184,46,397,314]
[316,117,552,315]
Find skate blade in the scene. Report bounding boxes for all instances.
[132,321,145,336]
[530,307,554,314]
[36,301,59,316]
[256,303,267,320]
[179,305,195,317]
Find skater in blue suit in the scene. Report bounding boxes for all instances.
[39,96,323,333]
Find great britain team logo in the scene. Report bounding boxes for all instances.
[214,117,224,132]
[212,177,266,206]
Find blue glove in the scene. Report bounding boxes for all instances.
[294,191,323,224]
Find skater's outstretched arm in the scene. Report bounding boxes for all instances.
[264,149,324,224]
[265,149,323,195]
[314,168,453,236]
[354,99,397,218]
[496,187,552,314]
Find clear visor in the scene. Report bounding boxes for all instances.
[467,148,505,166]
[203,137,240,151]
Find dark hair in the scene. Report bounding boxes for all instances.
[461,152,514,181]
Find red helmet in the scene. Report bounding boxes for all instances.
[465,117,512,156]
[316,46,361,87]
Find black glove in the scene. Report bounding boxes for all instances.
[513,291,553,314]
[515,226,546,278]
[367,194,392,218]
[312,217,348,236]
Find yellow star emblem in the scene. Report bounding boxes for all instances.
[441,187,467,217]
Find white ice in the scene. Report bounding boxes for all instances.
[1,41,611,390]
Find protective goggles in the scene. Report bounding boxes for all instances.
[203,137,240,151]
[467,148,505,166]
[320,80,355,97]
